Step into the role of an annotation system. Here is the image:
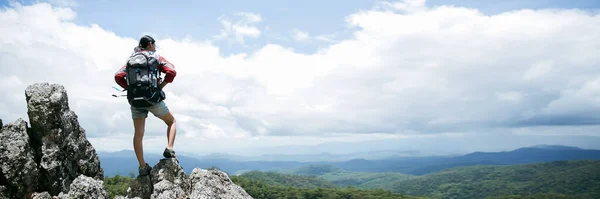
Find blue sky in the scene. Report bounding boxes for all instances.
[1,0,600,155]
[6,0,600,55]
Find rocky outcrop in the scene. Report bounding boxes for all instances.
[149,159,189,198]
[127,159,187,199]
[63,175,109,198]
[0,83,104,198]
[27,177,108,199]
[1,82,253,199]
[25,83,104,195]
[127,159,253,199]
[0,118,39,198]
[189,168,253,199]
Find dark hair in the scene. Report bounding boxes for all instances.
[139,35,155,49]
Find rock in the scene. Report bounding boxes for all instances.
[63,175,109,199]
[0,118,39,198]
[0,170,10,199]
[54,192,68,199]
[31,192,52,199]
[127,159,252,199]
[128,158,189,199]
[1,82,255,199]
[24,83,104,195]
[189,168,253,199]
[127,175,153,199]
[150,159,189,199]
[151,180,187,199]
[113,195,129,199]
[0,185,8,199]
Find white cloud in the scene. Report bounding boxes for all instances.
[215,12,262,45]
[523,60,553,80]
[378,0,427,13]
[1,1,600,155]
[44,0,78,7]
[496,91,525,102]
[236,12,262,23]
[315,34,337,43]
[292,29,310,41]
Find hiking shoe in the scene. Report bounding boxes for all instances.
[138,163,151,176]
[163,148,176,158]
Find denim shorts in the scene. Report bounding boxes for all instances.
[130,101,169,119]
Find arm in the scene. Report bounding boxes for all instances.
[114,64,128,89]
[158,55,176,89]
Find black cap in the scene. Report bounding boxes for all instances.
[139,35,155,49]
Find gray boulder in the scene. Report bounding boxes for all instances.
[62,175,109,199]
[24,83,104,195]
[31,192,52,199]
[127,159,252,199]
[128,158,189,199]
[189,168,253,199]
[150,159,189,199]
[0,118,39,198]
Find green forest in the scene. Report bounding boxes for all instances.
[280,164,416,190]
[103,160,599,199]
[103,172,425,199]
[391,160,600,199]
[230,175,427,199]
[235,160,600,199]
[104,174,135,198]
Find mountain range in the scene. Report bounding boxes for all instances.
[236,160,600,199]
[98,144,600,177]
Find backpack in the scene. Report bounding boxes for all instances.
[125,51,164,107]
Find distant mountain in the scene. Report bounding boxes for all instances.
[262,160,600,199]
[231,135,600,157]
[99,145,600,177]
[284,164,345,176]
[192,150,422,162]
[332,145,600,175]
[528,144,582,150]
[97,150,139,158]
[98,151,202,176]
[391,160,600,199]
[98,149,421,177]
[98,150,311,177]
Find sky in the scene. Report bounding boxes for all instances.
[1,0,600,156]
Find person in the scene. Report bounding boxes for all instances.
[114,35,178,176]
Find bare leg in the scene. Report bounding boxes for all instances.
[159,111,176,149]
[133,117,146,167]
